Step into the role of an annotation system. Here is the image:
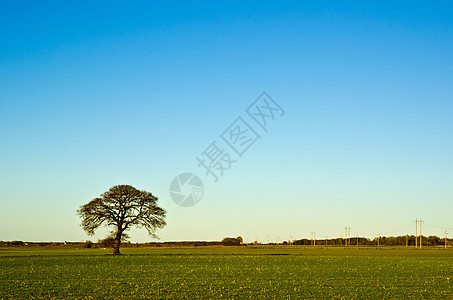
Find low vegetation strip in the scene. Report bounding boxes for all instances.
[1,246,453,257]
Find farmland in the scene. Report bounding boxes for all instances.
[1,247,452,299]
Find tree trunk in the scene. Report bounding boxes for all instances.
[112,230,122,255]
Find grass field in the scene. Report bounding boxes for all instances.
[1,247,452,299]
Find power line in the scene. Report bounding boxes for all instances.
[424,223,453,230]
[355,224,413,238]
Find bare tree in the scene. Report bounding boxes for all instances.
[77,185,166,255]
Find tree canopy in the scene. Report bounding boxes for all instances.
[77,185,166,254]
[221,236,243,246]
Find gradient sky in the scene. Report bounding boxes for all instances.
[1,1,452,243]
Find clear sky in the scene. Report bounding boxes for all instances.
[1,1,452,243]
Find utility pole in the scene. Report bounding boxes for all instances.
[345,227,348,246]
[348,227,351,246]
[419,219,423,249]
[445,231,448,249]
[415,219,418,249]
[344,227,351,246]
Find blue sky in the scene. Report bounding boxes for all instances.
[1,1,452,242]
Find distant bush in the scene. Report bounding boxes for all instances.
[84,240,93,248]
[98,237,115,248]
[221,236,243,246]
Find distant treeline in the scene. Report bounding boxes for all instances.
[1,235,451,248]
[0,240,222,248]
[292,235,451,247]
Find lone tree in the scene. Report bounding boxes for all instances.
[77,185,166,255]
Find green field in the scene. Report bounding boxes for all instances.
[1,247,452,299]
